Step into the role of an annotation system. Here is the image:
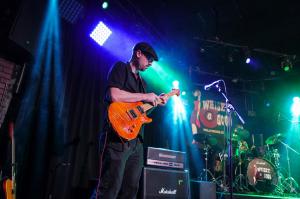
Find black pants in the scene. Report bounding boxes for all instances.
[94,135,144,199]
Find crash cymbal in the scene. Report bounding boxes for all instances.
[193,133,218,146]
[234,127,250,140]
[265,133,286,145]
[232,133,241,141]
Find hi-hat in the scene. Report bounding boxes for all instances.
[265,133,286,145]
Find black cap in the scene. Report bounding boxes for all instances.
[133,42,159,61]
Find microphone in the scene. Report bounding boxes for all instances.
[204,80,221,91]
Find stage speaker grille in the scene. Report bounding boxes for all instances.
[143,167,190,199]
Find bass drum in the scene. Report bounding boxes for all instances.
[247,158,278,192]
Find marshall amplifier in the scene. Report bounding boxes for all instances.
[143,167,190,199]
[146,147,186,170]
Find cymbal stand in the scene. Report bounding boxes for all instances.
[201,142,216,182]
[279,140,299,193]
[215,150,229,191]
[272,149,280,168]
[234,150,245,191]
[204,79,245,199]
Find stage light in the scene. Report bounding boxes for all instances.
[172,80,179,89]
[181,91,186,96]
[291,97,300,117]
[281,56,294,72]
[283,64,291,72]
[59,0,84,24]
[102,1,109,9]
[245,57,251,64]
[172,95,187,124]
[244,48,251,64]
[90,21,112,46]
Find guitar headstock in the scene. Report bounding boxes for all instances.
[171,88,180,96]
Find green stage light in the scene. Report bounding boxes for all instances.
[283,65,290,72]
[291,97,300,117]
[281,56,294,72]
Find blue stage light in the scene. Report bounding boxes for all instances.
[246,57,251,64]
[90,21,112,46]
[172,80,179,89]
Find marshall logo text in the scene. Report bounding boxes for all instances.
[158,188,177,195]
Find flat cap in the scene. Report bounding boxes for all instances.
[133,42,158,61]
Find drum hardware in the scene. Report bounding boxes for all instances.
[278,140,299,193]
[264,148,280,168]
[264,134,300,194]
[213,150,229,192]
[200,144,216,182]
[234,126,250,140]
[193,134,216,182]
[265,133,286,145]
[234,148,249,192]
[272,149,280,168]
[193,133,217,149]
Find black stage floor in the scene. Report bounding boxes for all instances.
[190,180,300,199]
[217,192,300,199]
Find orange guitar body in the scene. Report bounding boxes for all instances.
[3,179,14,199]
[108,101,152,140]
[108,89,180,140]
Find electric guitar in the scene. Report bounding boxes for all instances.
[3,122,16,199]
[108,89,180,140]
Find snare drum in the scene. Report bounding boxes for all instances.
[247,158,278,192]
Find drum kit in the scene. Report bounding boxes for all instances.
[193,128,300,195]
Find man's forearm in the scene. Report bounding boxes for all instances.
[109,87,146,102]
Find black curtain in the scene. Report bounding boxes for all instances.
[13,12,117,198]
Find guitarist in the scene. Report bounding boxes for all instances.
[93,42,168,199]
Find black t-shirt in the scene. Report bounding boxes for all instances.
[106,61,147,96]
[104,61,147,141]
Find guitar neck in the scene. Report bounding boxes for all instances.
[9,122,16,199]
[140,91,178,112]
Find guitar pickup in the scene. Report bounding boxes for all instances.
[137,106,144,114]
[128,109,137,118]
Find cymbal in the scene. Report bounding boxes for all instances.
[193,133,217,146]
[232,133,241,141]
[234,127,250,140]
[265,133,286,145]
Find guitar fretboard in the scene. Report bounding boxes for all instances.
[140,90,179,112]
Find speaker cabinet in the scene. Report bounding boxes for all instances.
[190,180,216,199]
[9,0,48,55]
[143,167,190,199]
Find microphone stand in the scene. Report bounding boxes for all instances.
[207,80,245,199]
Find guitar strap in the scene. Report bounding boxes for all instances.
[137,73,146,94]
